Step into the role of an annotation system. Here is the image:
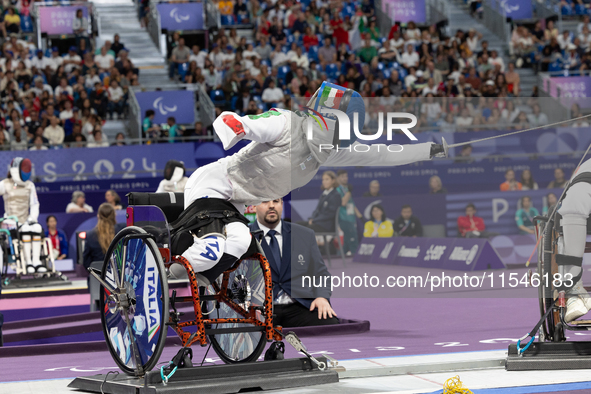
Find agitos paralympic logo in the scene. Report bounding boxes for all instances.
[305,107,419,152]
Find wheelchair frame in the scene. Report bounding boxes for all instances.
[92,204,283,376]
[534,213,591,342]
[0,216,61,283]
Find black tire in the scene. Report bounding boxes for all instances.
[206,256,268,364]
[99,226,169,375]
[543,220,559,341]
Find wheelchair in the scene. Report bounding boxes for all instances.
[90,193,285,376]
[533,209,591,343]
[0,216,65,286]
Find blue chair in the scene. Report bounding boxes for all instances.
[308,46,319,62]
[221,15,234,25]
[382,68,391,79]
[210,89,226,106]
[20,15,34,33]
[178,62,189,81]
[325,63,338,79]
[261,59,271,67]
[282,45,290,53]
[287,35,296,44]
[277,65,290,81]
[230,95,239,111]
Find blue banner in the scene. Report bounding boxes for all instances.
[135,90,195,125]
[353,237,506,271]
[157,3,204,31]
[497,0,532,19]
[0,143,197,183]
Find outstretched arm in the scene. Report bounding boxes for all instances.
[213,110,287,150]
[323,142,433,167]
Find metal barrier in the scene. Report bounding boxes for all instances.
[482,0,511,49]
[375,0,393,38]
[205,0,221,29]
[128,87,143,142]
[426,0,449,26]
[197,84,216,128]
[146,3,162,55]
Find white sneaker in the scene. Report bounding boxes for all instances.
[565,280,591,322]
[565,295,591,322]
[26,266,36,274]
[36,266,47,273]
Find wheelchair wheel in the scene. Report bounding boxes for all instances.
[99,226,169,375]
[541,219,564,342]
[205,256,268,363]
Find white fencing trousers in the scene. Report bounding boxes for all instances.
[179,222,252,274]
[557,182,591,293]
[558,182,591,259]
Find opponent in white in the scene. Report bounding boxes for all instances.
[156,160,189,193]
[556,158,591,322]
[0,157,45,274]
[171,82,447,283]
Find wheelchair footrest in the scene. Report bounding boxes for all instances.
[506,341,591,371]
[68,356,339,394]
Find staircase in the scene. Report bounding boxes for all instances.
[447,0,538,97]
[93,0,172,140]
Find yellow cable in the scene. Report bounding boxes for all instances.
[443,375,473,394]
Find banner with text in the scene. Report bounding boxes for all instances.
[495,0,532,19]
[354,237,505,270]
[384,0,426,23]
[38,6,89,35]
[543,76,591,108]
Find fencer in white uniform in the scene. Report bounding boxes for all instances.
[156,160,189,193]
[0,157,45,274]
[557,158,591,322]
[174,82,447,283]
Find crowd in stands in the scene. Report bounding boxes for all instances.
[0,25,138,150]
[159,3,591,139]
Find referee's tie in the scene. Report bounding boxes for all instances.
[267,230,282,299]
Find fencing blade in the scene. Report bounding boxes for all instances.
[446,114,591,149]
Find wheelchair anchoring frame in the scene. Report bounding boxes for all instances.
[164,253,283,348]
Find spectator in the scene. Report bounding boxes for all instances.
[10,125,27,151]
[64,123,86,147]
[95,46,115,72]
[271,44,290,67]
[105,189,123,210]
[73,9,89,50]
[454,144,474,163]
[189,45,207,69]
[520,169,539,190]
[548,168,568,189]
[43,116,65,146]
[364,204,394,238]
[107,80,124,120]
[4,8,19,34]
[142,109,160,141]
[393,205,423,237]
[302,171,342,232]
[234,0,249,23]
[363,180,382,197]
[166,116,183,143]
[88,129,109,148]
[63,46,82,74]
[543,192,559,215]
[401,44,419,69]
[82,203,125,269]
[169,38,191,80]
[429,175,447,194]
[500,168,522,191]
[336,170,362,257]
[457,203,485,238]
[261,80,284,108]
[111,34,125,57]
[29,135,48,151]
[515,196,539,235]
[318,37,337,65]
[112,132,126,147]
[45,215,68,260]
[66,191,94,213]
[358,37,377,64]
